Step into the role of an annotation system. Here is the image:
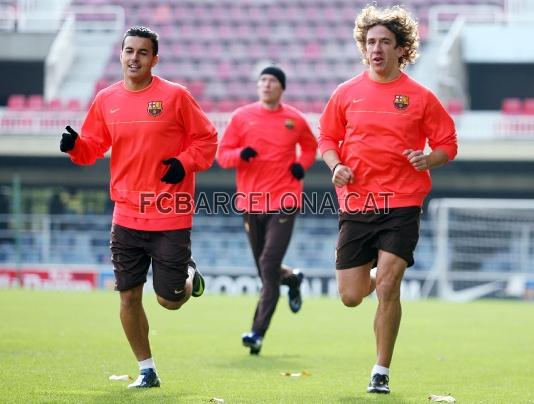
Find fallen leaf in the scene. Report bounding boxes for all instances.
[108,374,132,381]
[280,370,311,377]
[428,394,456,402]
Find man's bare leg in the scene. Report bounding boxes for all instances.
[120,284,151,361]
[336,261,375,307]
[373,250,407,368]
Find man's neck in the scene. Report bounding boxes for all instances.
[368,69,401,83]
[124,75,154,91]
[260,100,281,110]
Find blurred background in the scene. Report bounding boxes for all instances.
[1,0,533,301]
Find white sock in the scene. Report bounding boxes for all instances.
[371,364,389,376]
[138,358,155,371]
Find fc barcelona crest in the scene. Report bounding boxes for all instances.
[147,101,163,117]
[284,119,295,129]
[393,95,409,110]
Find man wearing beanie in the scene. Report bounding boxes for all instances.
[217,66,318,355]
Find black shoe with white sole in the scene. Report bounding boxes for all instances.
[367,373,390,394]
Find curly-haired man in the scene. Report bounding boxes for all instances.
[319,5,458,394]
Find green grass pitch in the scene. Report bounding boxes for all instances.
[1,290,533,403]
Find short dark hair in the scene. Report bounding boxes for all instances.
[122,26,159,56]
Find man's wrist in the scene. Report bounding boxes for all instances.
[331,162,342,173]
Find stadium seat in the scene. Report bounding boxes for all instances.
[418,22,429,41]
[216,100,238,113]
[523,98,534,115]
[94,79,109,94]
[199,99,214,113]
[291,100,311,112]
[217,61,232,80]
[311,100,325,113]
[66,99,83,111]
[177,24,195,40]
[189,43,206,59]
[27,94,45,110]
[47,98,62,110]
[446,98,465,115]
[501,98,523,115]
[304,42,322,59]
[153,4,172,25]
[188,80,205,99]
[6,94,26,110]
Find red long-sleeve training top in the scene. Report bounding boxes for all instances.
[319,71,457,212]
[68,76,218,230]
[217,102,318,212]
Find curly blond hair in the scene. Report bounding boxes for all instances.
[354,5,419,69]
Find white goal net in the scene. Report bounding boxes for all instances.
[423,198,534,301]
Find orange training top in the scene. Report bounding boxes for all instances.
[217,102,318,212]
[68,76,218,230]
[319,71,457,212]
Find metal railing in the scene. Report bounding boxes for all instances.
[0,213,434,275]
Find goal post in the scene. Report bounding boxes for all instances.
[423,198,534,301]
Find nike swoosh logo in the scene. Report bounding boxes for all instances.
[110,108,120,114]
[279,218,288,223]
[174,289,183,295]
[352,98,364,103]
[427,281,502,302]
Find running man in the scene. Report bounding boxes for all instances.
[59,26,217,387]
[319,6,457,394]
[217,66,318,355]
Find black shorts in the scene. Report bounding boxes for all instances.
[110,224,191,301]
[336,206,421,270]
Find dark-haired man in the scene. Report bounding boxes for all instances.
[59,26,217,387]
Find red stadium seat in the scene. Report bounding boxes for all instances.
[47,98,62,110]
[234,98,249,109]
[304,42,321,59]
[218,24,233,41]
[311,100,325,113]
[446,98,464,115]
[66,99,83,111]
[94,79,109,94]
[501,98,523,115]
[523,98,534,115]
[199,99,214,113]
[27,94,45,110]
[189,43,205,59]
[153,4,172,25]
[217,61,232,80]
[291,100,311,112]
[6,94,26,110]
[215,100,237,113]
[188,80,205,99]
[418,22,429,42]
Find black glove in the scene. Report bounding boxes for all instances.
[60,125,78,152]
[240,146,258,162]
[161,158,186,184]
[290,163,305,180]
